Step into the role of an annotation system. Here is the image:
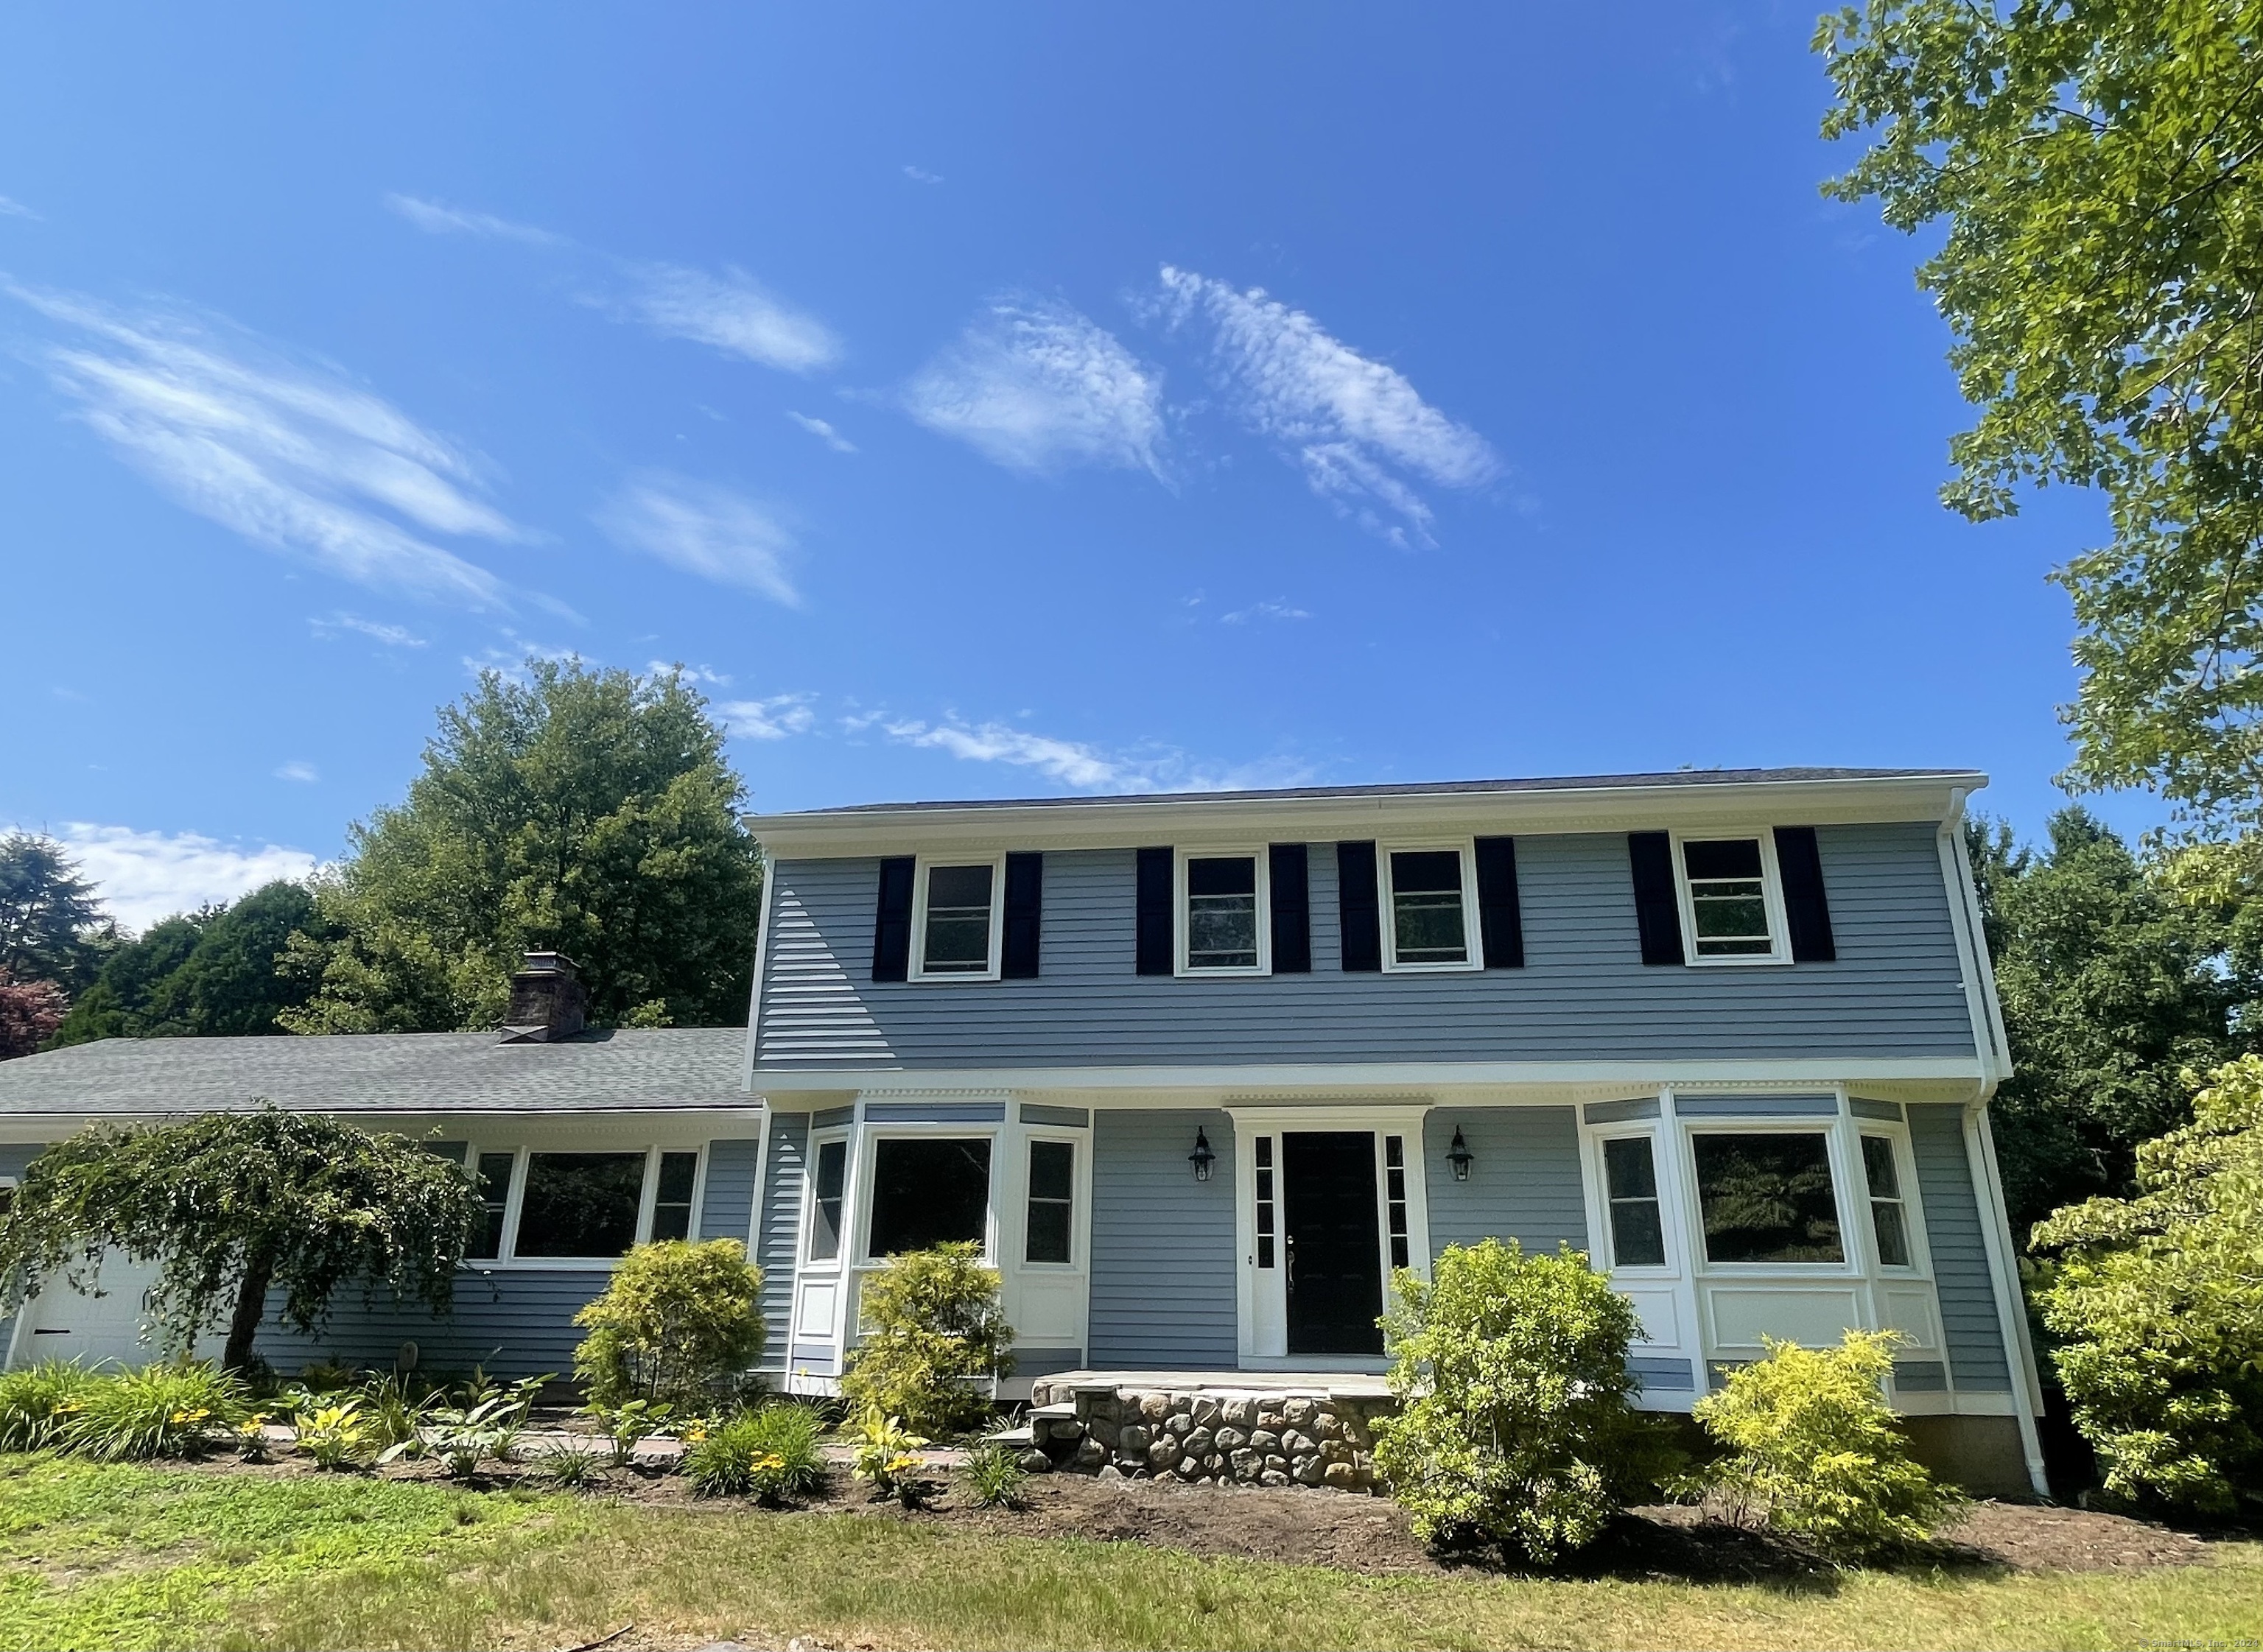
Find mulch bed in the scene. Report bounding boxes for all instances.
[174,1450,2218,1581]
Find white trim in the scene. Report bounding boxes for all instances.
[854,1122,1003,1266]
[908,852,1007,983]
[1968,1103,2050,1494]
[1677,1114,1858,1273]
[1175,846,1273,977]
[1378,839,1484,973]
[1940,801,2014,1087]
[1670,828,1791,967]
[1017,1131,1085,1270]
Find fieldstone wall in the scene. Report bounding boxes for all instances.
[1022,1381,1393,1491]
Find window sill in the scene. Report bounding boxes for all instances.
[1682,953,1792,969]
[1380,959,1482,974]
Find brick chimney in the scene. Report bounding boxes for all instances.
[499,952,587,1043]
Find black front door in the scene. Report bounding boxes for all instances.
[1283,1131,1383,1356]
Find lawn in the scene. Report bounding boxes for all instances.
[2,1455,2259,1652]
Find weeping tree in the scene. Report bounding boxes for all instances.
[0,1103,485,1370]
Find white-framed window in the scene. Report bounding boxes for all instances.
[805,1134,850,1262]
[1024,1137,1077,1266]
[1687,1128,1846,1265]
[1176,848,1271,975]
[460,1145,705,1266]
[1859,1133,1915,1269]
[1672,832,1790,965]
[911,854,1006,982]
[1599,1133,1669,1269]
[1380,842,1483,971]
[862,1133,994,1261]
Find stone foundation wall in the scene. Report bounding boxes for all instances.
[1023,1381,1394,1491]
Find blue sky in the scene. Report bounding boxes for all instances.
[1,4,2139,929]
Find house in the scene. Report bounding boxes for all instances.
[0,767,2048,1496]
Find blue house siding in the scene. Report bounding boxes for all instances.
[1089,1110,1238,1368]
[698,1136,762,1245]
[1422,1107,1591,1256]
[1908,1103,2013,1392]
[754,1114,807,1372]
[754,823,1976,1071]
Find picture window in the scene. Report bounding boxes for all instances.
[515,1152,648,1259]
[1691,1132,1844,1264]
[866,1136,992,1258]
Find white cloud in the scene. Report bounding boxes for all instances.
[597,474,799,605]
[903,296,1165,476]
[1155,266,1499,544]
[384,192,564,247]
[12,285,517,607]
[616,264,841,373]
[902,166,944,184]
[274,761,320,784]
[650,660,733,687]
[0,195,39,220]
[1221,600,1312,625]
[787,410,857,453]
[311,611,427,647]
[718,694,818,740]
[57,823,319,932]
[880,717,1315,795]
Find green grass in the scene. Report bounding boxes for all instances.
[2,1453,2259,1651]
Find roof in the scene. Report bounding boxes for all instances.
[0,1027,753,1122]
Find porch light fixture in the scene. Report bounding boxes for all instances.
[1447,1127,1474,1182]
[1189,1127,1215,1182]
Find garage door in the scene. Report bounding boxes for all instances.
[7,1256,218,1368]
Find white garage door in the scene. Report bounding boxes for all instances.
[7,1257,217,1368]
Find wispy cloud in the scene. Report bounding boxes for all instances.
[54,822,319,932]
[902,166,944,185]
[12,285,517,607]
[384,192,564,247]
[614,264,841,373]
[1154,266,1498,544]
[650,660,733,687]
[1221,600,1313,625]
[787,410,857,453]
[0,195,40,221]
[274,761,320,784]
[903,295,1165,476]
[312,611,427,648]
[880,715,1315,795]
[719,693,818,740]
[597,473,799,605]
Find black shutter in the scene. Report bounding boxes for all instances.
[1627,832,1685,966]
[1774,826,1836,963]
[1269,843,1311,973]
[1474,836,1523,969]
[1134,846,1174,975]
[871,855,915,982]
[1336,840,1381,971]
[1002,851,1044,978]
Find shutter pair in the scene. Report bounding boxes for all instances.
[1134,845,1312,975]
[871,854,1044,981]
[1627,826,1836,965]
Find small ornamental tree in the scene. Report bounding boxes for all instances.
[0,969,68,1059]
[0,1103,485,1370]
[841,1242,1014,1436]
[572,1238,766,1410]
[1374,1239,1661,1564]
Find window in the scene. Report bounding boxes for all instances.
[1678,837,1780,960]
[866,1136,992,1257]
[913,860,1000,980]
[1602,1136,1667,1267]
[467,1151,515,1260]
[1384,1135,1411,1269]
[1691,1132,1845,1263]
[1025,1140,1074,1265]
[516,1152,648,1259]
[1862,1135,1912,1268]
[807,1138,847,1262]
[1384,847,1476,969]
[1254,1137,1276,1268]
[1182,853,1265,972]
[650,1150,699,1242]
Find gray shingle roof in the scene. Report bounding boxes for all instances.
[0,1028,752,1120]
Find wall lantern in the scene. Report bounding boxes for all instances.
[1189,1127,1216,1183]
[1447,1126,1474,1182]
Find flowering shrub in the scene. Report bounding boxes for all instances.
[57,1361,247,1461]
[684,1402,828,1502]
[0,1360,103,1451]
[296,1401,378,1471]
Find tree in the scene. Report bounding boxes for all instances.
[0,969,69,1060]
[1965,809,2255,1231]
[0,832,116,994]
[282,659,765,1033]
[1817,2,2263,834]
[50,882,336,1045]
[2032,1053,2263,1516]
[0,1104,485,1370]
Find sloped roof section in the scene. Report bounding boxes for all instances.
[0,1027,751,1120]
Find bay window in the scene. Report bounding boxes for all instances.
[866,1136,992,1258]
[1691,1131,1844,1264]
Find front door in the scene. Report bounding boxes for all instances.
[1283,1131,1383,1355]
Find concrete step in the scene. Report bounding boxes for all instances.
[983,1424,1036,1448]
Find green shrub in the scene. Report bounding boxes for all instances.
[961,1440,1028,1509]
[357,1372,438,1455]
[851,1405,931,1506]
[295,1400,378,1471]
[1688,1329,1957,1561]
[1373,1239,1662,1565]
[572,1239,765,1412]
[416,1381,541,1480]
[582,1396,675,1467]
[683,1402,827,1501]
[536,1440,606,1489]
[840,1242,1013,1437]
[0,1360,102,1451]
[2033,1053,2263,1516]
[59,1361,248,1461]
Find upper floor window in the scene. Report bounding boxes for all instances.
[1383,846,1480,971]
[1675,835,1786,963]
[913,857,1003,981]
[1691,1131,1844,1264]
[1179,851,1269,974]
